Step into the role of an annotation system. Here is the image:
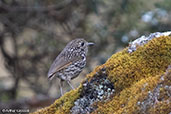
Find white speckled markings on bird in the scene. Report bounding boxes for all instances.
[47,38,94,96]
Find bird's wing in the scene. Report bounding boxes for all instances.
[47,52,78,80]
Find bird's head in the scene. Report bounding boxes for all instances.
[69,38,94,56]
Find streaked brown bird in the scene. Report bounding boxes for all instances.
[48,38,94,95]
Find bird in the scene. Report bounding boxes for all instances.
[48,38,94,95]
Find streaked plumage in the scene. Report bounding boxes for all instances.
[48,38,94,95]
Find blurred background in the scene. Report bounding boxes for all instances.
[0,0,170,113]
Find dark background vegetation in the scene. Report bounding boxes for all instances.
[0,0,170,112]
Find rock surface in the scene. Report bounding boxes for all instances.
[31,31,171,114]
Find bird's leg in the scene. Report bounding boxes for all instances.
[59,79,63,96]
[67,80,75,90]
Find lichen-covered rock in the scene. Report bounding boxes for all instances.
[71,69,115,114]
[31,31,171,114]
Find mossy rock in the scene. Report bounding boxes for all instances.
[31,32,171,114]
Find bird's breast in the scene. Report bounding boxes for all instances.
[57,59,86,80]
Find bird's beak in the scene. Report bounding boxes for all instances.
[87,42,94,46]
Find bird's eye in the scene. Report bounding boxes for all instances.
[81,42,84,46]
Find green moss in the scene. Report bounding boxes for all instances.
[31,35,171,114]
[148,66,171,114]
[106,36,171,92]
[31,87,82,114]
[93,75,161,114]
[93,36,171,113]
[93,66,171,114]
